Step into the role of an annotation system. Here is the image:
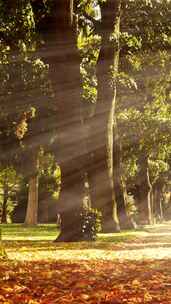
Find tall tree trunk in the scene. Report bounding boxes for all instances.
[46,0,85,241]
[25,156,39,226]
[87,0,121,232]
[113,126,135,229]
[1,186,8,224]
[136,153,152,225]
[150,189,154,224]
[153,179,164,223]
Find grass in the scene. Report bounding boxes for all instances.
[0,223,147,242]
[1,224,171,303]
[0,224,148,261]
[1,224,58,241]
[1,223,170,261]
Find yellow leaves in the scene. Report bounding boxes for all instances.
[2,271,16,281]
[40,271,53,280]
[2,229,171,304]
[0,259,171,304]
[131,278,141,287]
[15,113,28,139]
[80,293,90,300]
[74,280,90,289]
[1,286,14,293]
[144,292,153,302]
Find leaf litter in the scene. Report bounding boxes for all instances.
[1,259,171,303]
[1,222,171,303]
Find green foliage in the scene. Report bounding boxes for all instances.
[12,151,61,223]
[0,0,171,230]
[117,0,171,189]
[79,32,100,106]
[12,176,28,223]
[121,0,171,53]
[116,72,138,90]
[0,0,35,50]
[148,159,169,183]
[0,0,55,170]
[39,151,60,200]
[0,167,22,223]
[80,208,101,241]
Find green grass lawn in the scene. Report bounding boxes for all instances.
[0,223,146,242]
[1,224,58,241]
[0,224,147,261]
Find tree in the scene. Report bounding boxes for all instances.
[24,153,39,226]
[118,80,171,224]
[38,151,61,223]
[0,167,20,223]
[39,0,87,241]
[116,0,171,225]
[1,0,171,239]
[113,126,135,229]
[0,0,57,228]
[152,176,165,222]
[85,0,121,232]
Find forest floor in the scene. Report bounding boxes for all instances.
[1,222,171,303]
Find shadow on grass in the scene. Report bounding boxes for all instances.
[3,222,171,253]
[4,239,171,253]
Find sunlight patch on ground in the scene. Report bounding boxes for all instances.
[2,235,57,241]
[2,222,171,262]
[4,241,171,261]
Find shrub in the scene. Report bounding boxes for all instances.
[80,208,101,241]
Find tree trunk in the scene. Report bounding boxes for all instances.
[56,160,85,241]
[136,153,152,225]
[153,179,164,223]
[46,0,86,241]
[1,174,8,224]
[150,189,155,224]
[87,0,121,232]
[113,124,135,229]
[25,156,39,226]
[1,187,8,224]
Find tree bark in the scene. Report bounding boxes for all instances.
[113,126,135,229]
[1,171,8,224]
[1,187,8,224]
[46,0,85,241]
[136,153,153,225]
[87,0,121,232]
[25,156,39,226]
[153,179,164,223]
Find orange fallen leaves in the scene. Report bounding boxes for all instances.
[1,259,171,303]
